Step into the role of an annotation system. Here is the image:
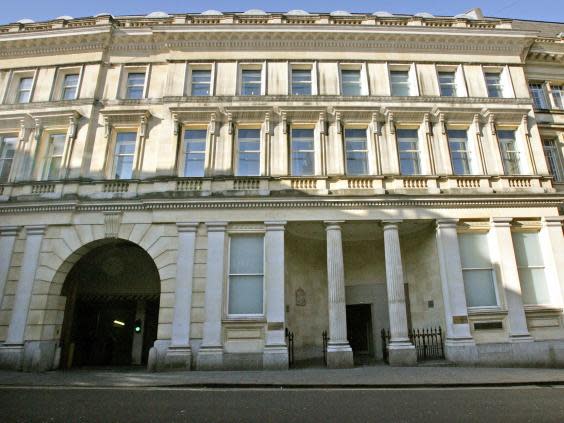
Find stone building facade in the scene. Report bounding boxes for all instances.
[0,8,563,371]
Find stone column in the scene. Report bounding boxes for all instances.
[435,219,477,363]
[263,221,288,369]
[0,227,19,310]
[166,222,198,369]
[489,218,532,341]
[197,222,227,370]
[324,221,353,368]
[382,220,417,366]
[0,225,46,370]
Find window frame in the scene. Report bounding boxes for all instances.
[339,63,367,96]
[40,132,67,181]
[542,138,564,182]
[549,83,563,109]
[51,66,83,101]
[226,232,266,318]
[119,65,150,100]
[2,69,38,105]
[497,129,522,175]
[290,64,316,96]
[239,64,264,96]
[389,64,419,97]
[446,128,473,175]
[0,133,19,183]
[235,126,262,177]
[529,82,549,110]
[343,126,370,176]
[105,128,139,180]
[435,64,467,98]
[396,128,422,176]
[437,71,457,97]
[179,125,208,177]
[187,64,215,97]
[290,126,316,176]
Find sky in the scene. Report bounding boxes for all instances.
[1,0,563,24]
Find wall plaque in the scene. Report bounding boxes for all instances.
[295,288,306,306]
[453,315,468,324]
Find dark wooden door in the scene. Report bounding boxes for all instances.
[346,304,372,355]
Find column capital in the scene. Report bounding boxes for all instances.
[542,216,564,228]
[324,221,344,231]
[25,225,46,236]
[0,226,19,237]
[436,219,459,229]
[490,217,513,227]
[265,221,287,231]
[176,222,199,233]
[206,222,228,232]
[381,219,402,229]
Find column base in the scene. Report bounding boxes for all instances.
[196,346,224,370]
[164,346,192,370]
[326,342,354,368]
[0,344,24,370]
[388,341,417,366]
[263,345,289,370]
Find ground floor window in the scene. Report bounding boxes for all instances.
[512,232,550,305]
[228,235,264,316]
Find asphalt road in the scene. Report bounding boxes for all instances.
[1,386,564,422]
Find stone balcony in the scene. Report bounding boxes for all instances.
[0,175,555,203]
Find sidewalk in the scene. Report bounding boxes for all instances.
[2,364,564,388]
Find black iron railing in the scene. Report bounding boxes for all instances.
[322,330,328,366]
[285,328,294,368]
[381,327,445,363]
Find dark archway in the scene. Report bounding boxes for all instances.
[59,240,160,368]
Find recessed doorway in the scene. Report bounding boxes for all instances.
[346,304,374,363]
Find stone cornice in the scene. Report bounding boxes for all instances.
[0,195,562,214]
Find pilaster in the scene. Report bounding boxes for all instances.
[0,226,19,311]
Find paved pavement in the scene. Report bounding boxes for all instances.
[2,363,564,388]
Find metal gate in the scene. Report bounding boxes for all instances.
[381,327,445,363]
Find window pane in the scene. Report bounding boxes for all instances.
[543,139,563,182]
[230,236,263,274]
[458,233,491,268]
[397,129,420,175]
[344,128,368,175]
[191,70,211,96]
[448,129,471,175]
[127,73,145,86]
[519,268,550,305]
[439,72,456,97]
[19,77,33,90]
[0,136,17,182]
[241,70,261,95]
[228,275,263,314]
[237,129,260,176]
[292,69,312,95]
[552,86,563,109]
[485,73,502,97]
[498,130,520,175]
[126,72,145,99]
[17,77,33,103]
[183,129,206,177]
[341,69,361,96]
[291,128,314,176]
[113,132,136,179]
[512,232,543,267]
[529,84,548,109]
[463,269,497,307]
[390,71,410,96]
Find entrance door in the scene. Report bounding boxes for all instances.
[346,304,373,356]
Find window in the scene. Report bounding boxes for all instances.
[291,69,312,95]
[458,233,498,307]
[438,72,457,97]
[512,232,550,305]
[447,130,471,175]
[182,129,206,177]
[236,128,261,176]
[529,83,549,109]
[397,129,421,175]
[344,128,369,175]
[190,69,211,96]
[0,135,17,182]
[241,69,261,96]
[62,74,79,100]
[41,134,66,180]
[113,132,137,179]
[497,130,520,175]
[228,235,264,315]
[390,71,410,96]
[126,72,146,99]
[485,72,503,98]
[341,69,361,96]
[543,139,563,182]
[17,77,33,103]
[291,128,315,176]
[552,85,563,109]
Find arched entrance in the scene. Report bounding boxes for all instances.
[59,240,160,368]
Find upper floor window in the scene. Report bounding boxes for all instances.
[291,128,315,176]
[240,69,262,96]
[17,77,33,103]
[181,129,206,177]
[190,69,212,96]
[552,85,563,109]
[512,232,549,305]
[344,128,368,175]
[438,72,457,97]
[390,71,411,96]
[447,129,471,175]
[228,234,264,316]
[458,232,498,308]
[113,132,137,179]
[529,83,549,109]
[484,72,503,98]
[397,129,420,175]
[62,74,79,100]
[126,72,146,99]
[543,139,563,182]
[497,130,521,175]
[41,134,66,180]
[236,128,261,176]
[291,68,312,96]
[0,135,17,183]
[340,69,362,96]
